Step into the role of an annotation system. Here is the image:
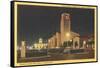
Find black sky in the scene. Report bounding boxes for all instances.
[17,5,94,45]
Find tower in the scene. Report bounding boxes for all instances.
[60,13,71,45]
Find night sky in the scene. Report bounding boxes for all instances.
[17,5,94,45]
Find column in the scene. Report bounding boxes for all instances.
[21,41,26,58]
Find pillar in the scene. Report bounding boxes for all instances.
[21,41,26,58]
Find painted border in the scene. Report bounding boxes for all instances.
[11,1,98,67]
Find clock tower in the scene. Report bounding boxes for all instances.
[61,13,71,44]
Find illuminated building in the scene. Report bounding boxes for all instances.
[34,38,47,50]
[48,13,80,48]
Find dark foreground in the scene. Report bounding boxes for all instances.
[17,49,94,63]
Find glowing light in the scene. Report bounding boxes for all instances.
[66,33,70,37]
[39,38,43,43]
[29,46,33,50]
[83,41,86,44]
[70,40,72,42]
[33,38,47,50]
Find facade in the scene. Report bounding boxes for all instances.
[61,13,71,44]
[48,13,80,48]
[56,32,61,48]
[34,38,47,50]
